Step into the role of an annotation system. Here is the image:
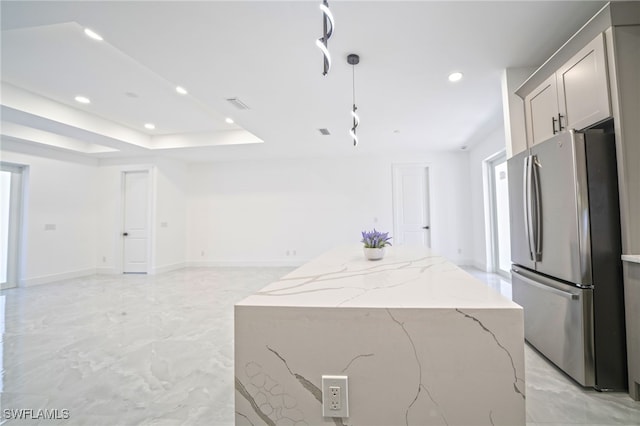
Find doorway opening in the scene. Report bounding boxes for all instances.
[485,151,511,277]
[1,163,25,289]
[392,164,431,248]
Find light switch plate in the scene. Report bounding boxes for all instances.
[322,375,349,418]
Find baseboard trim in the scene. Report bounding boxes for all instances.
[153,262,187,274]
[187,260,307,268]
[96,267,119,275]
[452,258,474,268]
[20,268,96,287]
[472,260,491,272]
[17,261,299,286]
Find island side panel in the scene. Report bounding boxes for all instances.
[235,305,525,426]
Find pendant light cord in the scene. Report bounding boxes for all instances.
[352,63,356,105]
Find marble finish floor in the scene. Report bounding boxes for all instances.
[0,266,638,425]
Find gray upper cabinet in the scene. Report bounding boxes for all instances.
[557,33,611,132]
[525,74,559,146]
[524,33,611,148]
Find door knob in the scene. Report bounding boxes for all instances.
[123,232,129,237]
[422,226,430,230]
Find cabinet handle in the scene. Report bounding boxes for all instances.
[558,113,565,131]
[551,116,558,134]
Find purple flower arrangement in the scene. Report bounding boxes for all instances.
[361,229,392,248]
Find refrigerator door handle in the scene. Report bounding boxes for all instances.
[524,155,535,261]
[532,155,542,261]
[513,269,579,300]
[523,156,530,260]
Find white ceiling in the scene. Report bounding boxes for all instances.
[1,1,607,162]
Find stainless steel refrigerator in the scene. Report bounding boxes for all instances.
[508,128,627,390]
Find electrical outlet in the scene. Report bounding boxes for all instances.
[322,375,348,418]
[329,386,340,410]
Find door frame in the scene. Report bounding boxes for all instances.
[484,150,510,278]
[118,167,155,274]
[0,162,27,289]
[391,163,432,248]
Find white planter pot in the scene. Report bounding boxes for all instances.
[363,247,385,261]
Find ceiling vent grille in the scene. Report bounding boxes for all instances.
[318,128,331,135]
[226,97,250,110]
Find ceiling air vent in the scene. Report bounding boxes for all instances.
[318,128,331,135]
[226,97,250,110]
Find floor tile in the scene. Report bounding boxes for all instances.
[0,266,638,425]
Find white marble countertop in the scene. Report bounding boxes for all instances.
[237,245,520,309]
[622,255,640,264]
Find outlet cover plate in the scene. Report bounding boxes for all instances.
[322,375,349,418]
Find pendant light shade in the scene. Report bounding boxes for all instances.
[316,0,334,76]
[350,106,359,146]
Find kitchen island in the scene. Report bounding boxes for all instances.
[235,245,525,425]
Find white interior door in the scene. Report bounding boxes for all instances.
[123,171,149,274]
[393,165,431,247]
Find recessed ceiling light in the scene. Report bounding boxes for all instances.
[225,118,234,124]
[74,96,91,104]
[144,123,156,130]
[448,72,463,82]
[84,28,103,41]
[176,86,188,95]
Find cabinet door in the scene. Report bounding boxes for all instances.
[557,33,611,131]
[524,74,559,146]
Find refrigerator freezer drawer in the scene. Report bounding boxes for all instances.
[512,267,595,386]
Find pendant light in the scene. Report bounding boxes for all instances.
[348,54,360,146]
[316,0,334,76]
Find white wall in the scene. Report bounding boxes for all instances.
[0,143,98,285]
[94,163,124,274]
[501,67,535,158]
[1,141,476,282]
[430,152,473,264]
[187,152,473,266]
[468,126,507,270]
[154,158,188,272]
[0,144,189,283]
[96,157,188,274]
